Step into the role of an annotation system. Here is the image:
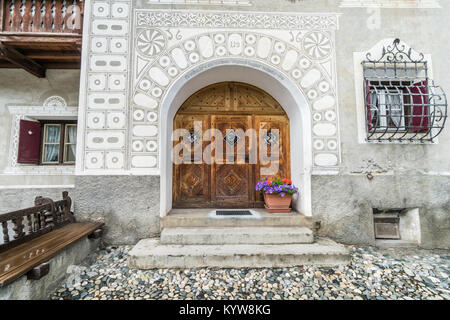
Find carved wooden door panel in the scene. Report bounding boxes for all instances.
[172,115,210,207]
[211,115,254,207]
[173,82,290,209]
[254,115,291,206]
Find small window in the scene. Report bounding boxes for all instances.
[40,121,77,165]
[63,124,77,164]
[367,81,422,133]
[363,39,447,142]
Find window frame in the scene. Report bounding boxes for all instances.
[63,123,77,164]
[39,120,77,165]
[367,80,410,133]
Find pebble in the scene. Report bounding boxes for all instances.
[49,245,449,300]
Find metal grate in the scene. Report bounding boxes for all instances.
[216,210,252,216]
[362,39,447,142]
[373,209,401,239]
[374,219,400,239]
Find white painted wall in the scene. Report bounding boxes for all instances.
[0,69,80,187]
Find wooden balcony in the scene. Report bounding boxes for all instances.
[0,0,84,77]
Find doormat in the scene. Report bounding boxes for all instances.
[216,210,252,216]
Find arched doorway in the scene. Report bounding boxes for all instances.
[172,82,290,208]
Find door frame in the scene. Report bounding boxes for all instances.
[159,60,315,217]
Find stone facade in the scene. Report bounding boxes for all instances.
[0,0,449,248]
[74,175,160,244]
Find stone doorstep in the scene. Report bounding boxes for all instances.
[162,210,312,229]
[160,227,314,245]
[128,238,350,269]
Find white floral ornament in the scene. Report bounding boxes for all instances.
[133,140,144,151]
[43,96,67,108]
[302,31,332,60]
[133,110,145,121]
[146,140,158,152]
[131,30,339,169]
[139,79,151,90]
[137,29,166,57]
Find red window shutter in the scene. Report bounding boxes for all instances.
[410,80,429,131]
[18,120,41,164]
[366,80,373,130]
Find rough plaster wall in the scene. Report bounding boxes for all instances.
[335,4,450,175]
[0,237,99,300]
[74,176,160,244]
[311,175,450,249]
[131,0,450,248]
[1,1,449,248]
[138,0,450,173]
[304,1,450,249]
[0,187,75,214]
[0,69,80,185]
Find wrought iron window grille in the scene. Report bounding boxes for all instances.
[362,39,447,142]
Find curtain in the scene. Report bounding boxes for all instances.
[67,125,77,160]
[44,125,60,162]
[411,81,429,131]
[378,91,386,127]
[369,92,378,127]
[386,94,403,127]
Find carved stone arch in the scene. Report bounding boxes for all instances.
[130,30,341,171]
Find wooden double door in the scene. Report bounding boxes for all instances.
[172,82,290,208]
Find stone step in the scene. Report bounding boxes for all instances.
[160,227,314,245]
[162,209,312,229]
[128,238,350,269]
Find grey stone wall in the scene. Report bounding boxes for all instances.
[311,174,450,249]
[74,175,160,244]
[0,187,74,214]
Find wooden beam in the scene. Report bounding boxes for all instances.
[25,51,80,60]
[0,0,5,32]
[0,33,81,42]
[26,262,50,280]
[0,61,81,69]
[0,42,46,77]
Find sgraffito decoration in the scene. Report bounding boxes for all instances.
[339,0,440,8]
[131,10,341,170]
[79,2,342,172]
[80,0,132,171]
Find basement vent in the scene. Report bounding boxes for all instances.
[216,210,252,216]
[373,208,401,239]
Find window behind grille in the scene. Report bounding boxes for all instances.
[362,39,447,142]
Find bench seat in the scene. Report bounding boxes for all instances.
[0,221,104,287]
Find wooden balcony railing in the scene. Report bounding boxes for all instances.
[0,0,83,34]
[0,0,84,77]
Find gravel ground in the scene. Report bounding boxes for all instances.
[49,245,449,300]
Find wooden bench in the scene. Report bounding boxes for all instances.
[0,191,104,287]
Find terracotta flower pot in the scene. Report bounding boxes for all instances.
[264,193,292,213]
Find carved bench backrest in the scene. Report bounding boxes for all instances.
[0,191,75,253]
